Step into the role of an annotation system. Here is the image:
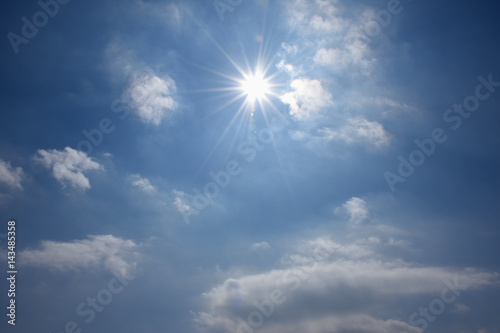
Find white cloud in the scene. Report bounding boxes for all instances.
[284,0,343,35]
[387,238,408,247]
[281,237,373,267]
[314,40,373,71]
[338,197,370,225]
[276,60,300,78]
[451,303,470,314]
[310,14,344,32]
[319,117,390,148]
[281,43,298,55]
[135,1,183,26]
[288,130,310,141]
[252,242,271,251]
[280,79,332,120]
[195,234,499,333]
[0,159,24,190]
[129,174,156,194]
[125,70,178,125]
[345,38,373,67]
[371,96,409,109]
[255,314,421,333]
[34,147,103,190]
[275,0,406,156]
[349,96,415,118]
[313,47,351,69]
[173,190,190,213]
[20,235,140,277]
[278,0,403,130]
[165,3,182,25]
[172,189,200,224]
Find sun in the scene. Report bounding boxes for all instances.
[239,71,270,102]
[191,36,288,177]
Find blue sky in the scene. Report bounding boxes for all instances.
[1,0,500,332]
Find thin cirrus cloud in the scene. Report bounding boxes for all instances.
[0,159,24,190]
[129,174,157,194]
[124,70,178,126]
[33,147,103,191]
[20,235,140,278]
[133,1,184,27]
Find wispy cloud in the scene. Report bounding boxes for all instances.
[319,117,391,148]
[0,159,24,190]
[34,147,103,190]
[135,1,184,27]
[252,242,271,251]
[314,41,373,71]
[20,235,140,277]
[172,189,190,212]
[284,0,344,35]
[129,174,156,194]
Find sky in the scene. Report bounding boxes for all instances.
[1,0,500,332]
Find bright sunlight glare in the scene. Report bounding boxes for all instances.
[240,72,270,102]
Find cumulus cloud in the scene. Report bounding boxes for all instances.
[283,0,374,72]
[124,70,178,125]
[277,0,402,149]
[252,242,271,251]
[319,117,390,148]
[280,79,332,120]
[0,159,24,190]
[129,174,156,194]
[195,234,500,333]
[337,197,370,225]
[34,147,103,190]
[20,235,140,277]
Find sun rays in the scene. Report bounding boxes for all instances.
[185,31,290,174]
[239,70,271,103]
